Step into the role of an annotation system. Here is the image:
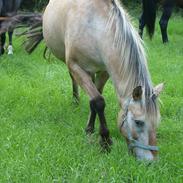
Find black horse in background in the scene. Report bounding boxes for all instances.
[0,0,35,56]
[139,0,183,43]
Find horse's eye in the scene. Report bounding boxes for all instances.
[134,120,145,127]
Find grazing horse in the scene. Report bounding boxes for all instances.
[3,0,164,160]
[139,0,183,43]
[44,0,164,160]
[0,0,22,55]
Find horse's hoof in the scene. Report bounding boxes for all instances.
[100,137,112,153]
[8,52,13,55]
[85,126,95,135]
[163,40,168,44]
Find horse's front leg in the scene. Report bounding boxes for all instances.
[159,3,173,43]
[8,30,13,55]
[68,62,112,151]
[85,71,109,135]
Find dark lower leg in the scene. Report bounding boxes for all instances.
[139,13,145,38]
[159,5,173,43]
[85,102,97,134]
[90,96,112,150]
[8,31,13,46]
[0,33,6,55]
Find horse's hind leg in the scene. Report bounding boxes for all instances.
[8,30,13,54]
[159,2,173,43]
[68,63,112,151]
[69,72,79,103]
[85,71,109,134]
[139,12,146,38]
[69,71,95,104]
[95,71,109,94]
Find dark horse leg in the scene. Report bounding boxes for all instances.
[0,21,6,55]
[90,95,112,151]
[159,1,174,43]
[0,33,6,55]
[139,12,146,38]
[85,71,109,135]
[8,30,13,54]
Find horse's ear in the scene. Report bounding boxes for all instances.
[133,86,142,101]
[153,83,164,98]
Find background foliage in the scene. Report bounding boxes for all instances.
[20,0,49,11]
[20,0,182,13]
[20,0,141,11]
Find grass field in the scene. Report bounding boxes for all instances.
[0,13,183,182]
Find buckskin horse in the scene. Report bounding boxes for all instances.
[2,0,164,160]
[139,0,183,43]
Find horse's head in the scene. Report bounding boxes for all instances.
[118,84,164,161]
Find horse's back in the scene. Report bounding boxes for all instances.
[43,0,109,72]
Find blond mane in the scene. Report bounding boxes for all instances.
[107,0,159,125]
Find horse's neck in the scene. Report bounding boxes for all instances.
[100,33,142,107]
[105,55,149,109]
[103,54,132,107]
[100,0,152,107]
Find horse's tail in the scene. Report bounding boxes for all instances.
[0,13,44,54]
[143,0,157,38]
[21,16,44,54]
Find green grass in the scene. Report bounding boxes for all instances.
[0,14,183,182]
